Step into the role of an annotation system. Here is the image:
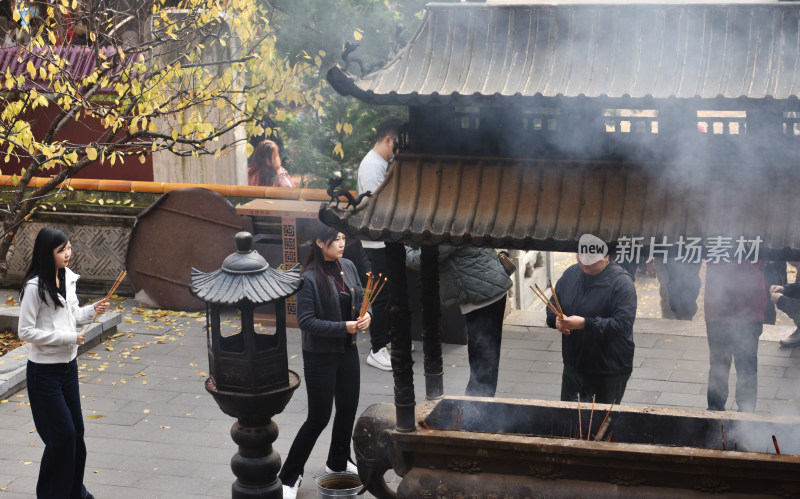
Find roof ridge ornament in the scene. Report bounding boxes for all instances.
[341,40,384,78]
[326,174,372,210]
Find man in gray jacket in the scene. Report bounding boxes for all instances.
[407,245,512,396]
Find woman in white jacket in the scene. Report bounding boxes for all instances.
[18,227,107,499]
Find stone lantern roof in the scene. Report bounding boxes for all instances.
[190,232,303,305]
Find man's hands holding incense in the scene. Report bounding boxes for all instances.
[93,299,108,315]
[770,285,785,304]
[346,313,371,334]
[556,315,586,336]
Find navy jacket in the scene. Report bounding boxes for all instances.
[296,258,366,353]
[546,262,637,375]
[777,282,800,328]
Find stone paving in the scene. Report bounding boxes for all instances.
[0,282,799,497]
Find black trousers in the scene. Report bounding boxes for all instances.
[363,247,390,352]
[27,359,88,499]
[465,295,506,397]
[706,321,762,412]
[279,346,360,487]
[560,363,631,405]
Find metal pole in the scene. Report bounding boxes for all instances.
[420,245,443,399]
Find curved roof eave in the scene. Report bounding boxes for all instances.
[327,1,800,106]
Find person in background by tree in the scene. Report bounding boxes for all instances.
[357,116,406,371]
[18,226,108,499]
[248,139,294,187]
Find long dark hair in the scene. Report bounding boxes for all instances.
[249,139,281,173]
[303,221,342,299]
[20,226,69,308]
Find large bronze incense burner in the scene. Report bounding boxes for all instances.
[356,398,800,498]
[325,1,800,497]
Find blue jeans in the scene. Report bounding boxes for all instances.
[27,359,88,499]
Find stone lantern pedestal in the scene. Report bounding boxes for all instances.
[191,232,304,498]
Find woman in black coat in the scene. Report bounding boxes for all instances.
[279,221,371,499]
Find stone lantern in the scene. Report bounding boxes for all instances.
[190,231,303,498]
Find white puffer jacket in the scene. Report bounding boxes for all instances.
[18,268,95,364]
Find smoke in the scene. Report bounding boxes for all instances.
[408,2,798,257]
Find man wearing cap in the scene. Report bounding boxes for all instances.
[545,251,637,404]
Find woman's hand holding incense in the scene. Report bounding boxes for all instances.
[93,299,108,314]
[346,314,371,334]
[76,332,85,345]
[357,313,371,330]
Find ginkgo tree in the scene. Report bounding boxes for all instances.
[0,0,322,283]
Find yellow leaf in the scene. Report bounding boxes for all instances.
[86,414,104,419]
[48,31,57,45]
[353,29,363,41]
[139,154,146,164]
[171,129,178,141]
[86,148,97,161]
[26,61,36,79]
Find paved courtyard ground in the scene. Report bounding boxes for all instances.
[1,261,799,497]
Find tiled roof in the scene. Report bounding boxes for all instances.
[328,0,800,105]
[0,45,124,92]
[318,154,800,257]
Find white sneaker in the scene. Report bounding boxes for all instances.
[780,329,800,346]
[325,460,358,474]
[282,475,301,499]
[367,347,392,371]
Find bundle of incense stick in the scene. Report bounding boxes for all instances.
[530,281,564,319]
[359,271,387,319]
[82,270,126,332]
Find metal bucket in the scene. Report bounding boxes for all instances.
[315,471,363,498]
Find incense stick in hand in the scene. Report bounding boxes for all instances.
[83,270,126,333]
[359,272,387,319]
